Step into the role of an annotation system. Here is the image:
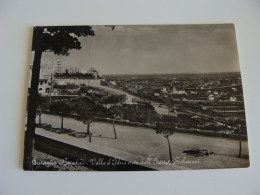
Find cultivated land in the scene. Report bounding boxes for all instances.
[35,114,249,170]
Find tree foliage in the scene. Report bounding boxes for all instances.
[155,122,175,162]
[32,26,95,55]
[155,122,175,138]
[50,101,71,115]
[24,25,95,170]
[232,119,247,134]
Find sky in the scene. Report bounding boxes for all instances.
[34,24,241,75]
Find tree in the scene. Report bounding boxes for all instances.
[108,108,120,139]
[81,105,98,143]
[49,101,71,129]
[233,119,246,158]
[60,103,71,129]
[112,118,117,139]
[83,119,93,143]
[156,122,175,162]
[24,26,95,170]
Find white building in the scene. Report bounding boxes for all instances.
[172,87,185,94]
[232,87,237,92]
[161,87,167,93]
[88,67,99,78]
[38,78,51,96]
[230,96,237,102]
[110,81,116,85]
[65,67,82,74]
[190,91,197,95]
[56,60,63,74]
[208,94,215,101]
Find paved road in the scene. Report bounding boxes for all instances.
[36,114,249,170]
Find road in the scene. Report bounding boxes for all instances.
[36,113,249,170]
[98,85,176,115]
[100,85,224,123]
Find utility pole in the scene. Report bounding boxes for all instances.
[38,106,41,125]
[49,73,53,103]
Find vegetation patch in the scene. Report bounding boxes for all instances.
[183,149,214,157]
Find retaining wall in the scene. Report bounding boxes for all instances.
[34,134,154,171]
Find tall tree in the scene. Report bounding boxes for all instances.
[156,122,175,162]
[49,101,71,129]
[82,105,98,143]
[233,119,246,158]
[24,26,95,170]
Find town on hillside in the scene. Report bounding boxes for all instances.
[31,60,246,136]
[26,60,249,171]
[24,25,249,171]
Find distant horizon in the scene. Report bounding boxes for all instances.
[103,71,241,76]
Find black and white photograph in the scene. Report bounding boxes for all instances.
[23,24,249,171]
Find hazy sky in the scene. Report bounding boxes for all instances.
[36,24,241,75]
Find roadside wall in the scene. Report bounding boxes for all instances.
[95,117,248,140]
[41,112,248,141]
[34,134,154,171]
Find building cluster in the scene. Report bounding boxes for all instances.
[110,74,243,104]
[64,68,82,74]
[29,60,102,97]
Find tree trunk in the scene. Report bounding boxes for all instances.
[23,48,42,170]
[87,123,91,143]
[166,136,173,163]
[87,123,90,135]
[239,129,242,158]
[113,119,117,139]
[61,114,64,129]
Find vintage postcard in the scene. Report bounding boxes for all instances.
[23,24,249,171]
